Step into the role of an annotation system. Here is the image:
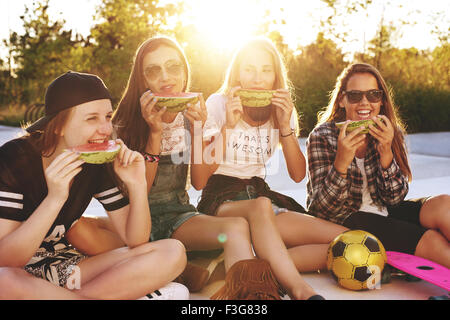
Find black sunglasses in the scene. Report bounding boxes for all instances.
[344,89,383,104]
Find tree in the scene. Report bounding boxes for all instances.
[87,0,181,101]
[7,0,82,103]
[289,33,347,135]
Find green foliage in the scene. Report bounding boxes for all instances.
[0,0,448,134]
[6,0,83,104]
[287,33,347,135]
[87,0,181,102]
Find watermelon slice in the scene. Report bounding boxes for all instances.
[70,140,121,164]
[154,92,199,113]
[335,119,384,134]
[236,89,276,108]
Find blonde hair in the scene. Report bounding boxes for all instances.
[318,63,412,181]
[219,37,299,135]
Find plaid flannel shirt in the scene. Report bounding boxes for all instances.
[306,122,409,225]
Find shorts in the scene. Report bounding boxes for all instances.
[24,244,86,288]
[224,185,289,215]
[343,197,429,254]
[150,198,202,241]
[150,210,200,241]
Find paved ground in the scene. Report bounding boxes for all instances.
[1,125,449,299]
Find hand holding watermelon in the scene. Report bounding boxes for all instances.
[272,89,294,131]
[112,139,146,186]
[44,150,85,202]
[140,90,166,134]
[225,87,244,128]
[334,121,367,176]
[184,93,208,130]
[367,115,395,168]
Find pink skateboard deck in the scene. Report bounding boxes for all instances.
[386,251,450,291]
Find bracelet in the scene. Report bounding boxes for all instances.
[280,130,294,138]
[142,152,160,163]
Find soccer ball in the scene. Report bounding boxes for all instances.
[327,230,387,291]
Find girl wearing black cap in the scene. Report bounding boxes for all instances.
[0,71,187,299]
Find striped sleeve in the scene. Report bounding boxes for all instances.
[94,167,129,212]
[0,189,25,221]
[94,186,129,212]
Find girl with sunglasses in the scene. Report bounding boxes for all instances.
[306,63,450,267]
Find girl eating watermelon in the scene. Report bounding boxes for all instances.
[0,71,187,299]
[306,63,450,268]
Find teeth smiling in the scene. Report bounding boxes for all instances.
[88,139,106,144]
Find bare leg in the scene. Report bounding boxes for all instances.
[66,216,125,255]
[275,211,348,246]
[415,230,450,268]
[286,244,329,271]
[0,267,87,300]
[274,211,347,271]
[75,239,186,299]
[216,197,318,300]
[419,194,450,240]
[171,214,254,271]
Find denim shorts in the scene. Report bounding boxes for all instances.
[224,185,289,215]
[149,197,201,241]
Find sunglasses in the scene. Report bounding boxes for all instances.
[143,60,184,81]
[344,89,383,104]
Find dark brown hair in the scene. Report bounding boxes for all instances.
[318,63,412,181]
[112,36,190,151]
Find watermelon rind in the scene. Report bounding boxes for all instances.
[236,89,276,108]
[154,93,199,113]
[335,119,384,134]
[69,141,121,164]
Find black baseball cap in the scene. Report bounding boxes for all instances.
[26,71,112,133]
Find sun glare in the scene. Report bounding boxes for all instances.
[183,0,267,52]
[180,0,327,52]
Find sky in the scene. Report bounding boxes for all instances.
[0,0,449,60]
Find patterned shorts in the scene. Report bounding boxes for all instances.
[24,246,86,288]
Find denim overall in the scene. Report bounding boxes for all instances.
[148,117,199,241]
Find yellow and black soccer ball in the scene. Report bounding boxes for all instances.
[327,230,387,291]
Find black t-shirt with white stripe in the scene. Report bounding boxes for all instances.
[0,136,129,252]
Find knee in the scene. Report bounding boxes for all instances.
[424,194,450,213]
[159,239,187,272]
[415,229,441,255]
[221,217,250,238]
[248,197,274,220]
[421,195,450,226]
[0,268,29,299]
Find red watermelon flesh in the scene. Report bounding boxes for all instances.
[70,140,121,164]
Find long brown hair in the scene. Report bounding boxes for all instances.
[218,37,300,135]
[112,36,191,151]
[318,63,412,181]
[25,109,72,157]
